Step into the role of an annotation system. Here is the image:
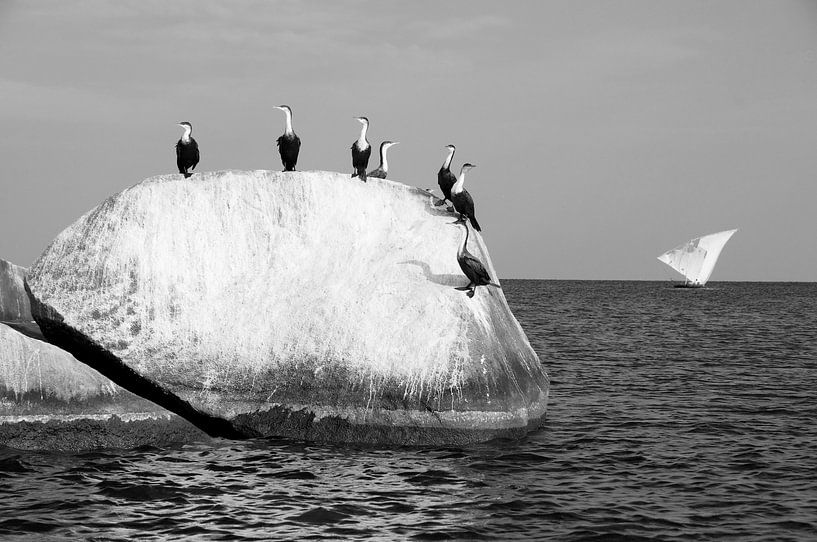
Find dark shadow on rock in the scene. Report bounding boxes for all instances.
[399,260,464,288]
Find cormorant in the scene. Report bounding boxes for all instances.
[351,116,371,182]
[436,144,457,207]
[455,221,499,298]
[175,122,199,178]
[450,163,482,231]
[367,141,399,179]
[274,105,301,172]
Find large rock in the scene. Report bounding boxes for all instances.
[0,259,31,323]
[0,323,206,451]
[26,170,549,445]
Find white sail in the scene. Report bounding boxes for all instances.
[657,229,737,286]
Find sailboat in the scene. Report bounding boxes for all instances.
[657,229,738,288]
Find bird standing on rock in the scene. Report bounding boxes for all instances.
[351,116,371,182]
[175,122,199,178]
[451,163,482,231]
[367,141,399,179]
[274,105,301,172]
[436,144,457,208]
[455,221,500,298]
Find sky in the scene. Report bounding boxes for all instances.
[1,0,815,280]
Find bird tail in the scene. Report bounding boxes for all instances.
[470,215,481,231]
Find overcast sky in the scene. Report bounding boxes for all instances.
[1,1,815,280]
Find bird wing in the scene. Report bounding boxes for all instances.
[438,169,456,198]
[462,190,475,214]
[452,190,474,217]
[463,252,492,285]
[352,145,371,169]
[191,139,200,169]
[367,167,386,178]
[278,133,301,147]
[175,140,184,171]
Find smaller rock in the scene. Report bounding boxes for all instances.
[0,323,206,451]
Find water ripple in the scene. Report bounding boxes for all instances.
[1,282,816,540]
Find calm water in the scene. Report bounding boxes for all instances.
[2,281,816,541]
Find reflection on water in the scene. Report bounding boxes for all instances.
[1,281,816,540]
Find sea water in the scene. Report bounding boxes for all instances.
[1,281,815,540]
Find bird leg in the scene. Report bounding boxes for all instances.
[467,288,476,298]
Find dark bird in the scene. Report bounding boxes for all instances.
[274,105,301,172]
[450,163,482,231]
[436,144,457,207]
[351,116,371,182]
[455,221,500,298]
[175,122,199,178]
[367,141,399,179]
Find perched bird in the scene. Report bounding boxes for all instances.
[351,116,371,182]
[175,122,199,178]
[455,221,500,298]
[451,163,482,231]
[367,141,399,179]
[274,105,301,172]
[436,144,457,207]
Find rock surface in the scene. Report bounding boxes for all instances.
[0,323,206,451]
[26,170,549,445]
[0,259,31,323]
